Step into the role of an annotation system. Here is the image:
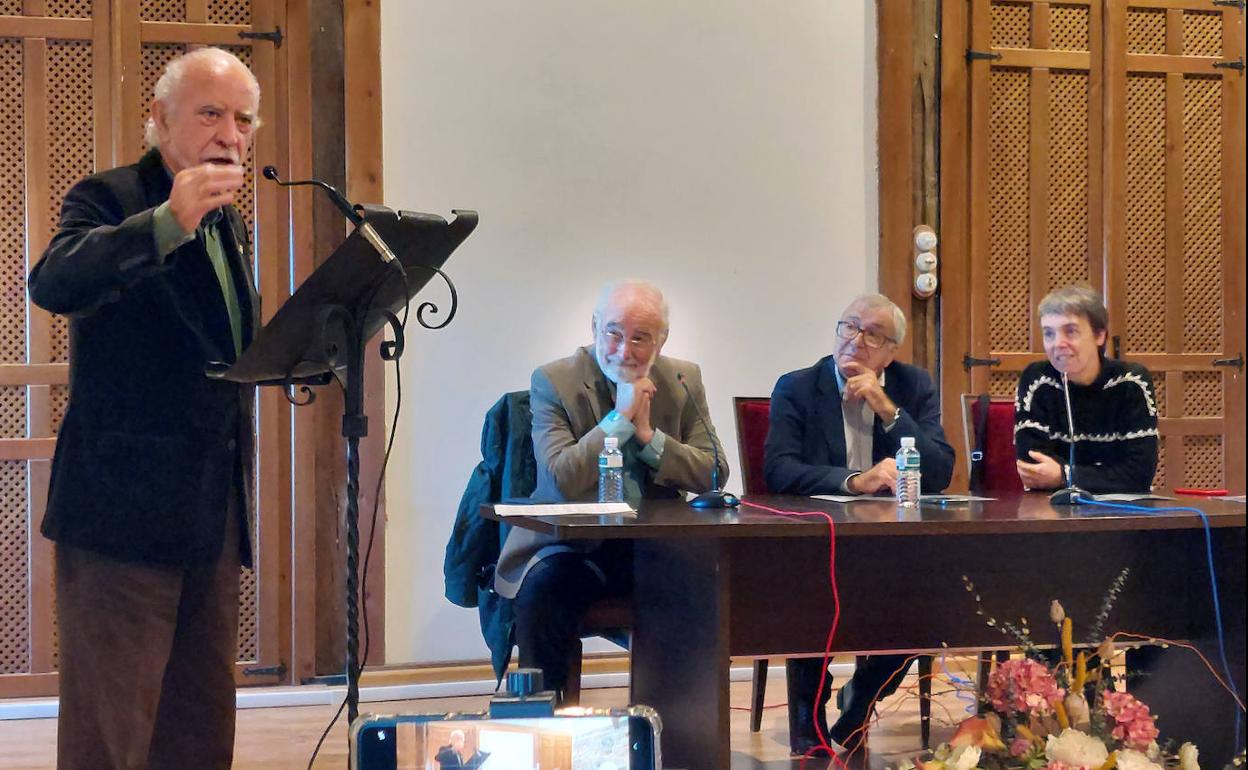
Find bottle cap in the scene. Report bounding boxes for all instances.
[604,437,619,450]
[901,436,916,448]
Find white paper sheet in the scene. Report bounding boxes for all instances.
[494,503,637,517]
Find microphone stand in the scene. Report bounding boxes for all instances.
[1049,371,1088,505]
[677,374,740,509]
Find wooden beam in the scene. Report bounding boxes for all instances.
[343,0,387,670]
[0,15,91,38]
[1221,6,1246,493]
[878,0,916,364]
[995,48,1092,70]
[1125,54,1228,74]
[138,21,250,44]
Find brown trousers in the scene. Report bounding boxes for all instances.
[55,509,242,770]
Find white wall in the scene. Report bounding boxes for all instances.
[380,1,879,664]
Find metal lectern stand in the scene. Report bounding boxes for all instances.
[210,204,477,724]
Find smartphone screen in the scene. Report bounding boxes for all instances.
[355,714,656,770]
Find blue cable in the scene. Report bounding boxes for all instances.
[937,652,978,715]
[1071,496,1243,751]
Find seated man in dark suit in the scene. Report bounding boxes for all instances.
[764,293,954,755]
[435,729,489,769]
[494,280,728,700]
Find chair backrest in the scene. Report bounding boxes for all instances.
[733,397,771,495]
[960,393,1024,497]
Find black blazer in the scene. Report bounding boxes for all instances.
[28,149,260,566]
[764,355,955,495]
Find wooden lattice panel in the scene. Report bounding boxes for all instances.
[0,461,29,674]
[1126,9,1167,55]
[50,316,69,363]
[140,0,185,22]
[1183,371,1222,417]
[140,44,188,149]
[1183,11,1222,58]
[1182,435,1223,488]
[1,40,25,366]
[1182,76,1222,353]
[48,41,96,243]
[990,370,1020,399]
[46,0,92,17]
[991,3,1031,49]
[989,69,1032,352]
[1047,71,1091,291]
[1051,5,1091,51]
[238,566,257,661]
[209,0,251,25]
[0,388,24,440]
[1123,74,1166,353]
[0,0,20,14]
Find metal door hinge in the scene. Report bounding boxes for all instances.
[243,662,287,678]
[963,354,1002,371]
[239,26,283,48]
[1212,353,1244,372]
[1213,57,1245,72]
[966,49,1003,62]
[1212,0,1243,10]
[1112,335,1122,359]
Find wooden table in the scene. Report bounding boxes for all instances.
[485,495,1246,770]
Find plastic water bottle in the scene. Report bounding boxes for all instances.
[598,436,625,503]
[896,436,921,508]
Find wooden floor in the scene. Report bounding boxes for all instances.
[0,666,982,769]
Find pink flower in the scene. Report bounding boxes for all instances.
[1046,762,1078,770]
[1102,691,1160,750]
[1010,738,1033,757]
[986,658,1066,717]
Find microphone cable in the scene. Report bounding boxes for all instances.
[737,499,849,770]
[306,256,413,770]
[1068,497,1243,752]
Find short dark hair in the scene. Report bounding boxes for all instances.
[1038,284,1108,336]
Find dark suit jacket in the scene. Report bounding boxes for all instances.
[764,356,954,495]
[28,148,259,567]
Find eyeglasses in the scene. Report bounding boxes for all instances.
[836,320,895,349]
[601,328,658,350]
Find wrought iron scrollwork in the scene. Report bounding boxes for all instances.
[379,311,405,361]
[283,383,317,406]
[410,264,459,330]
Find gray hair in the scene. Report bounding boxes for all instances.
[1038,284,1108,335]
[593,280,670,332]
[847,293,907,345]
[144,47,260,148]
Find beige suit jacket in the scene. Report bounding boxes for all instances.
[494,345,728,598]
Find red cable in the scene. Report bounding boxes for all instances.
[739,500,849,770]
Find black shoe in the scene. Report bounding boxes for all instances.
[790,736,833,757]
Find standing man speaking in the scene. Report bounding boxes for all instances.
[28,47,261,769]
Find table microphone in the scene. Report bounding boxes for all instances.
[1049,371,1088,505]
[677,373,740,509]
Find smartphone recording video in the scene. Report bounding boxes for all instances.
[352,710,659,770]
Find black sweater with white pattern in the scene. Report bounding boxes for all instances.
[1013,358,1159,493]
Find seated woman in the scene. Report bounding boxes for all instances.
[1014,285,1159,494]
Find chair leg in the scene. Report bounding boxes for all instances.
[750,659,769,733]
[563,640,584,706]
[918,656,932,749]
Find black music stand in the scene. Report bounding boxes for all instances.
[210,205,477,724]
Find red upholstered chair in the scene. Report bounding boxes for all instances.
[961,394,1025,497]
[732,397,936,747]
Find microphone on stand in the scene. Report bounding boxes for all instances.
[1049,371,1088,505]
[677,373,740,509]
[261,166,399,265]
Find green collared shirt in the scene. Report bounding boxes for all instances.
[153,201,244,355]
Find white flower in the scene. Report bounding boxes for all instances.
[1178,743,1200,770]
[1046,729,1109,769]
[951,745,982,770]
[1050,600,1066,624]
[1117,749,1165,770]
[1064,693,1091,730]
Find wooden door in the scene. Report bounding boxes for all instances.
[940,0,1245,494]
[0,0,294,696]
